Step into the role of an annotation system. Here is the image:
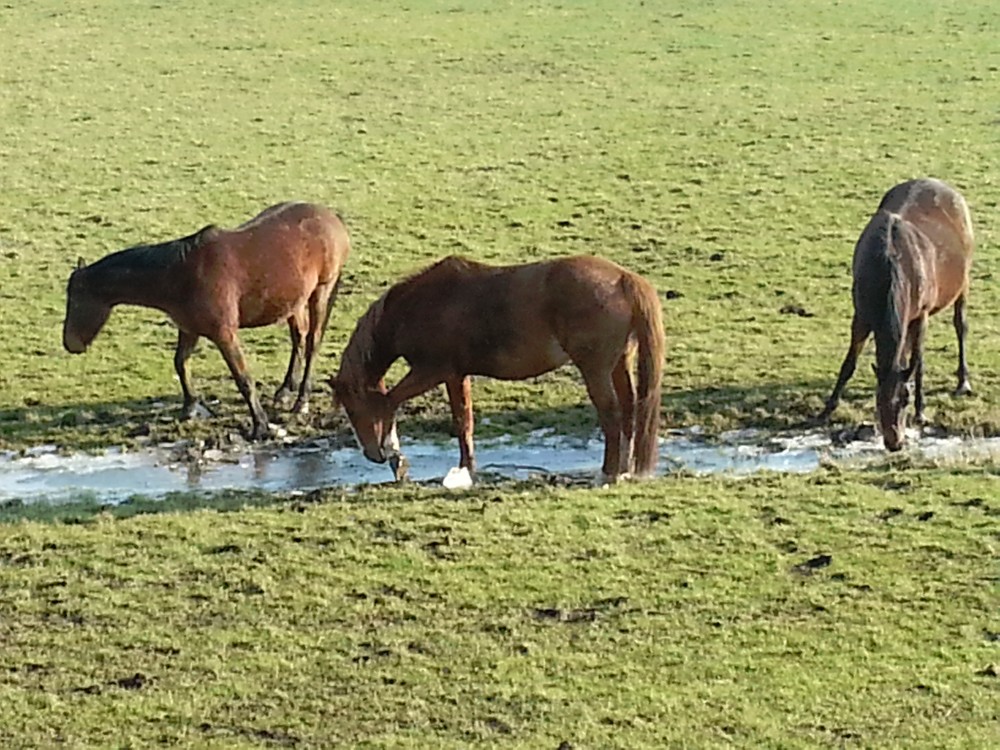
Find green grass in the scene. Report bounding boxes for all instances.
[2,470,998,747]
[2,0,1000,746]
[3,0,1000,448]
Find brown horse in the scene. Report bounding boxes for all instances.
[819,178,974,450]
[329,254,665,484]
[63,202,351,439]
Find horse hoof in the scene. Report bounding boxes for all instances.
[442,466,473,490]
[183,402,214,420]
[595,472,619,488]
[249,423,283,441]
[390,454,410,482]
[291,400,310,416]
[954,382,973,397]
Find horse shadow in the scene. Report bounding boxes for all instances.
[0,377,853,452]
[0,391,345,452]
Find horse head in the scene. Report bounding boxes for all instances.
[329,376,399,464]
[873,361,915,451]
[63,265,112,354]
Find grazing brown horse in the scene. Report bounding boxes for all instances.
[819,178,974,450]
[63,202,351,439]
[329,255,665,484]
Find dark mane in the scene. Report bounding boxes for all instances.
[872,213,907,372]
[88,226,212,276]
[337,293,387,388]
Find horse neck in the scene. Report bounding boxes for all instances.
[83,241,185,309]
[338,294,397,389]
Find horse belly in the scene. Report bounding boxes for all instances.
[236,271,314,328]
[477,337,570,380]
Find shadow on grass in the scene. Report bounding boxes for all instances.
[0,394,344,453]
[0,377,849,452]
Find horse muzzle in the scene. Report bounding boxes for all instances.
[363,446,387,464]
[882,433,905,452]
[63,333,87,354]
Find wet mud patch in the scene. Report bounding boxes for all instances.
[2,425,1000,506]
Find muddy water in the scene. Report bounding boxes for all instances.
[1,427,998,505]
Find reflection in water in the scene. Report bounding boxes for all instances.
[1,427,998,506]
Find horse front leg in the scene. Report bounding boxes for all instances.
[214,332,271,440]
[384,368,447,478]
[174,330,206,419]
[446,376,476,474]
[908,316,927,424]
[953,293,972,396]
[819,315,871,422]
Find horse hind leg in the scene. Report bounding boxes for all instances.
[275,308,307,410]
[612,356,635,474]
[293,282,337,414]
[579,364,626,484]
[953,293,972,396]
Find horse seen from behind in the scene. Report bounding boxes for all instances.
[63,202,351,439]
[329,254,665,485]
[818,178,974,451]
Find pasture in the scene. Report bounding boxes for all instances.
[1,0,998,746]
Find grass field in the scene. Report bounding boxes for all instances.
[1,0,999,746]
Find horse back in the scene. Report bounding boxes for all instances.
[186,202,349,330]
[228,202,350,282]
[877,179,973,273]
[384,255,634,378]
[855,179,972,315]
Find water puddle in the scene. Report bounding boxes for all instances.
[1,427,998,505]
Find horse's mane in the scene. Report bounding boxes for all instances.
[882,214,907,369]
[338,293,387,388]
[88,226,212,276]
[337,256,480,387]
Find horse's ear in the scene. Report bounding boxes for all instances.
[76,256,86,270]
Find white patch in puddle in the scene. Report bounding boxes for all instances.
[442,467,473,490]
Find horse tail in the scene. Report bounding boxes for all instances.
[621,271,665,475]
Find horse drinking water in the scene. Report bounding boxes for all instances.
[63,202,351,439]
[329,255,665,484]
[819,178,974,451]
